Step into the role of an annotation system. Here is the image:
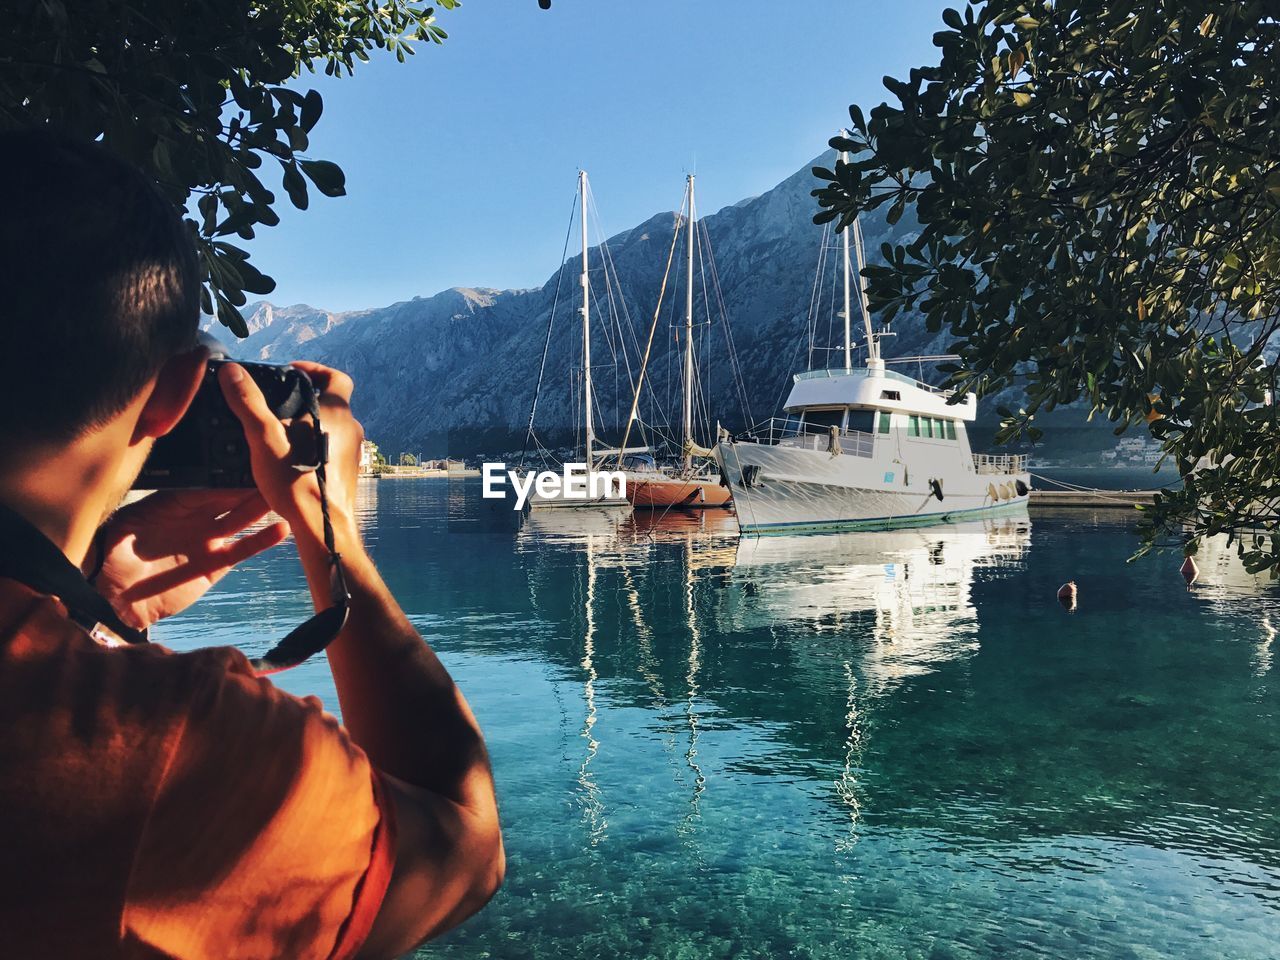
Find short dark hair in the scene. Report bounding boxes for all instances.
[0,129,200,442]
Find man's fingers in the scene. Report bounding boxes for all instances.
[208,492,273,539]
[291,361,354,402]
[218,363,290,456]
[220,520,290,568]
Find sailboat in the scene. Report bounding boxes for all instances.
[522,170,632,511]
[713,139,1030,534]
[616,175,732,510]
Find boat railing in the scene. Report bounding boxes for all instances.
[972,452,1028,475]
[794,366,955,397]
[734,417,875,458]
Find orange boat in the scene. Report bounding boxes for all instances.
[626,472,732,509]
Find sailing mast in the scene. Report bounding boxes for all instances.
[852,211,879,368]
[682,174,696,474]
[838,131,878,369]
[580,170,594,469]
[840,149,853,372]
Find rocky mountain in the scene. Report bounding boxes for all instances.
[216,151,981,459]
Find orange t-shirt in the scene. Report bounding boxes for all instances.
[0,578,395,960]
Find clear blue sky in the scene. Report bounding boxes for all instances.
[251,0,946,311]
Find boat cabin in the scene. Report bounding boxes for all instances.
[772,363,978,460]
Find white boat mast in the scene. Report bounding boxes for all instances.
[838,130,880,370]
[840,151,854,372]
[682,174,696,474]
[852,213,880,369]
[580,170,594,468]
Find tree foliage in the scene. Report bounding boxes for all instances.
[813,1,1280,568]
[0,0,455,336]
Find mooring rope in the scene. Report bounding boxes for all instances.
[1029,471,1158,504]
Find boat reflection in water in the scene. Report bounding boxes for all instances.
[722,517,1031,686]
[513,507,1031,850]
[516,506,1032,689]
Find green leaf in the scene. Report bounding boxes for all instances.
[849,104,866,134]
[299,159,346,197]
[283,162,309,210]
[301,89,324,132]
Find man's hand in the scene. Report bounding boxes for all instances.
[92,490,290,629]
[218,361,364,568]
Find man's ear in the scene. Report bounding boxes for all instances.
[135,347,208,441]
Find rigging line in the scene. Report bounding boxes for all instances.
[599,246,638,437]
[586,180,647,441]
[691,219,715,448]
[615,187,687,468]
[699,217,753,427]
[520,185,578,471]
[586,280,619,435]
[806,222,831,370]
[774,226,829,420]
[584,191,627,435]
[826,238,840,363]
[696,217,716,442]
[595,213,642,382]
[701,224,742,422]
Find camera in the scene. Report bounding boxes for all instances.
[134,338,320,490]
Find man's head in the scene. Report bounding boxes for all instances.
[0,129,210,554]
[0,129,202,445]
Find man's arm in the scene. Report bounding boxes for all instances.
[219,361,504,958]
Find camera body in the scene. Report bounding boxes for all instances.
[134,356,317,490]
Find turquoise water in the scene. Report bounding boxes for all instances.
[161,481,1280,959]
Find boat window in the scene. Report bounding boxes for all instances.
[880,390,900,401]
[878,412,891,434]
[922,418,934,439]
[933,418,945,438]
[846,409,876,434]
[945,420,957,440]
[908,415,920,437]
[802,408,845,432]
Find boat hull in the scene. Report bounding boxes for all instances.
[626,474,733,509]
[502,473,632,512]
[714,439,1029,534]
[526,490,631,510]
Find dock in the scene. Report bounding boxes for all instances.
[1030,489,1157,509]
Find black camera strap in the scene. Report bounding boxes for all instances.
[0,502,149,645]
[0,395,351,675]
[249,398,351,675]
